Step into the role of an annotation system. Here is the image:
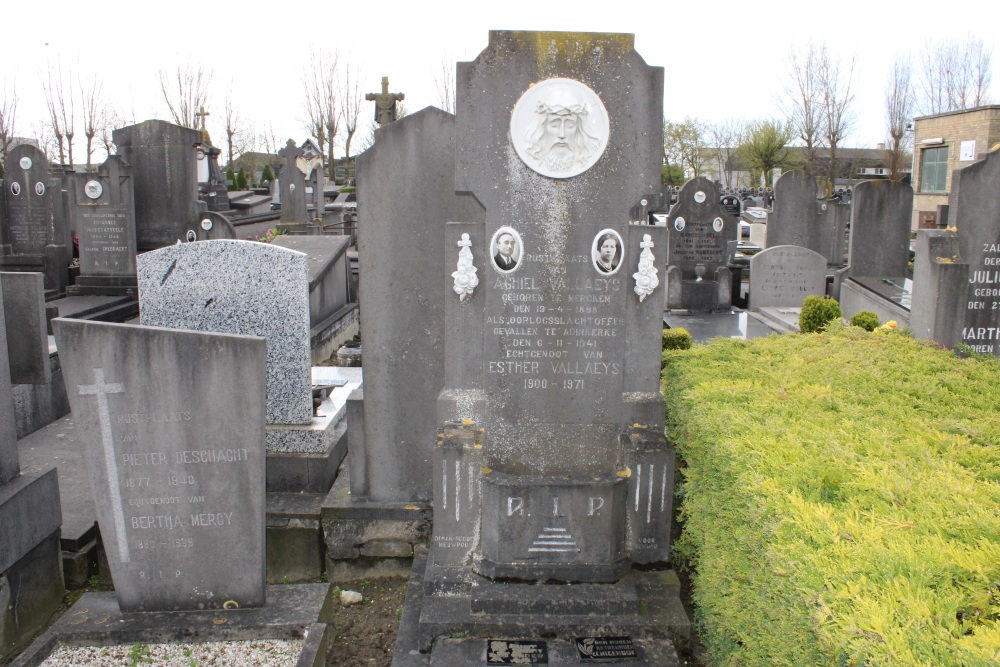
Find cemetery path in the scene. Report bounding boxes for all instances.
[326,578,407,667]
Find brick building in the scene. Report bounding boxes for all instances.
[911,105,1000,229]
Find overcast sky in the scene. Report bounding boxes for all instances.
[3,0,996,162]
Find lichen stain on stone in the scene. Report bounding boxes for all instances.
[508,32,633,75]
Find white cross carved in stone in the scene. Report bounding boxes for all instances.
[78,368,131,562]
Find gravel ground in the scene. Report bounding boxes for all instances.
[40,639,303,667]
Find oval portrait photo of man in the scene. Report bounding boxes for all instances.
[491,226,523,273]
[592,229,623,274]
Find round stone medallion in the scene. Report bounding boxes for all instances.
[19,157,32,170]
[84,180,103,200]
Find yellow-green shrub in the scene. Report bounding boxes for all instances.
[799,295,842,333]
[663,323,1000,667]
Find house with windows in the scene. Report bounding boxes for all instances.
[911,105,1000,230]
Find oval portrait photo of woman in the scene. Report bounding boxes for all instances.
[592,229,623,274]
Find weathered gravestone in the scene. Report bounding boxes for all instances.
[113,120,204,251]
[66,156,138,296]
[321,107,485,579]
[0,144,71,292]
[749,245,827,309]
[767,170,849,265]
[665,177,737,311]
[53,318,267,612]
[847,180,913,278]
[910,228,966,348]
[395,32,687,663]
[0,273,63,663]
[137,240,311,425]
[952,147,1000,355]
[278,140,309,226]
[1,271,50,384]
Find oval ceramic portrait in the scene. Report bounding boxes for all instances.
[674,217,686,232]
[510,78,609,179]
[712,217,724,232]
[10,182,20,196]
[490,226,523,273]
[34,182,45,196]
[592,229,623,275]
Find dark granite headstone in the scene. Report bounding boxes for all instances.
[749,245,827,308]
[185,210,238,241]
[0,145,70,291]
[67,156,138,295]
[847,180,913,278]
[54,317,267,612]
[1,271,50,384]
[665,177,736,311]
[113,120,203,251]
[951,147,1000,355]
[278,140,309,225]
[353,107,485,503]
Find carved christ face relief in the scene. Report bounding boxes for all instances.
[510,78,609,179]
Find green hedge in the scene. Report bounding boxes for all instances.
[663,322,1000,666]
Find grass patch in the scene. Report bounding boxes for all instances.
[663,322,1000,666]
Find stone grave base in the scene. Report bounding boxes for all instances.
[10,583,334,667]
[322,467,433,581]
[65,275,138,297]
[754,306,802,333]
[391,552,690,666]
[265,394,348,493]
[839,277,912,328]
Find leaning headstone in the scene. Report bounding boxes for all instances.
[54,318,266,612]
[952,147,1000,355]
[137,240,311,424]
[1,271,50,384]
[749,245,827,308]
[847,180,913,278]
[768,170,849,265]
[66,155,138,296]
[0,144,71,292]
[113,120,204,251]
[665,177,736,311]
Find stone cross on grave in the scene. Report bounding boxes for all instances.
[77,367,130,563]
[194,106,209,132]
[279,138,304,165]
[365,76,405,126]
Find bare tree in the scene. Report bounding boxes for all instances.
[340,63,366,162]
[919,37,994,115]
[707,119,744,189]
[781,41,825,179]
[158,63,212,129]
[434,55,456,114]
[302,49,340,175]
[222,82,253,167]
[818,44,856,197]
[0,87,15,178]
[883,57,915,184]
[99,105,125,159]
[41,61,76,166]
[79,72,104,170]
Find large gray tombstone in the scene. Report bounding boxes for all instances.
[1,272,50,384]
[0,144,70,291]
[278,140,309,225]
[665,177,736,311]
[54,318,266,612]
[768,170,848,265]
[910,229,966,348]
[67,155,138,295]
[353,107,485,502]
[848,180,913,278]
[113,120,203,251]
[137,240,312,424]
[440,31,669,582]
[952,147,1000,355]
[749,245,827,308]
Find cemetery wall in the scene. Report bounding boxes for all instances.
[911,105,1000,229]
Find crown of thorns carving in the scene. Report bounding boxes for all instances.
[535,101,589,116]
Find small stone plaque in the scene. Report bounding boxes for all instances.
[487,639,548,665]
[576,636,639,662]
